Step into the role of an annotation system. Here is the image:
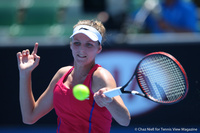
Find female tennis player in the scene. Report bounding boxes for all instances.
[16,20,131,133]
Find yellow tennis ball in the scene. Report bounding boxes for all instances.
[73,84,90,101]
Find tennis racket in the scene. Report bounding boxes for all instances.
[104,52,189,104]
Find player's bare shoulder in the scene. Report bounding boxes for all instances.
[92,66,116,92]
[93,67,113,80]
[55,66,73,80]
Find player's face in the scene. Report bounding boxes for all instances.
[70,33,102,65]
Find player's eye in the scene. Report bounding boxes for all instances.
[86,43,94,48]
[73,41,81,46]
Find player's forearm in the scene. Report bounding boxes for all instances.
[106,97,131,126]
[19,72,36,124]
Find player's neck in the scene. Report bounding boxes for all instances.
[72,62,95,79]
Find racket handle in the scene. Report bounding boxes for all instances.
[103,87,122,98]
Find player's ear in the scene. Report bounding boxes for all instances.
[97,44,102,54]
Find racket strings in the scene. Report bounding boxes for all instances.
[137,55,186,103]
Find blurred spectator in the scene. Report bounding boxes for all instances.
[128,0,198,33]
[145,0,198,33]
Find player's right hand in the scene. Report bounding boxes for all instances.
[16,42,40,73]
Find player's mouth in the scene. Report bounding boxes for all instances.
[77,54,86,58]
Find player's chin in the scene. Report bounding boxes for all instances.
[75,59,88,65]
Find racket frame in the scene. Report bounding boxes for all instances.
[104,52,189,104]
[138,52,189,104]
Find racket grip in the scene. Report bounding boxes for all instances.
[103,87,122,98]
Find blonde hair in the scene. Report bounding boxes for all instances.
[73,20,106,43]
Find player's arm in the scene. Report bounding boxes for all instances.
[17,43,70,124]
[18,66,70,124]
[93,67,131,126]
